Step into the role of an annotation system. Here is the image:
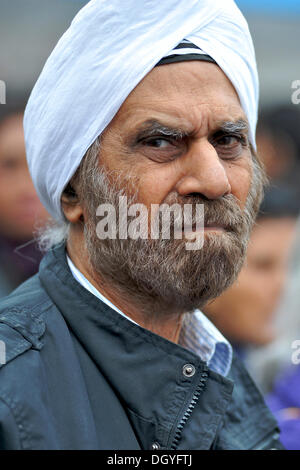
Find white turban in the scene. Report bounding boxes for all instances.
[24,0,258,222]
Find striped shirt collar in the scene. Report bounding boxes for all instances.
[66,255,232,377]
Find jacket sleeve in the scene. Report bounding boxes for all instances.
[0,396,21,449]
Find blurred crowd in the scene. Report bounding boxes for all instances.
[0,106,49,297]
[0,103,299,449]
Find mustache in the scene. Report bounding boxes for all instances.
[159,193,248,235]
[86,167,253,241]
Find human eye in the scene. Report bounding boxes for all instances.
[142,137,174,149]
[213,133,248,159]
[137,133,185,163]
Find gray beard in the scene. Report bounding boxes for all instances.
[83,168,260,315]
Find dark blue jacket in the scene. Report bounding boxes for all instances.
[0,243,283,449]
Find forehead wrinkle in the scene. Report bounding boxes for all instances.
[112,60,248,140]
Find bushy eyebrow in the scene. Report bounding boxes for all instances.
[131,118,249,144]
[133,120,189,142]
[216,119,249,135]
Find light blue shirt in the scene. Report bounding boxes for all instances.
[67,255,232,377]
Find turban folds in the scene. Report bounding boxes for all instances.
[24,0,258,221]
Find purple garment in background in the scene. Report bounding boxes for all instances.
[0,234,43,296]
[266,364,300,450]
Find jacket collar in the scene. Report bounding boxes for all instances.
[66,253,233,376]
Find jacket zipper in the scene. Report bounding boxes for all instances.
[170,365,208,450]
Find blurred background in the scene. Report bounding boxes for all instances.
[0,0,300,449]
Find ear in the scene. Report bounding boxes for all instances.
[61,185,84,223]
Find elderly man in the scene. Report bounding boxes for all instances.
[0,0,283,450]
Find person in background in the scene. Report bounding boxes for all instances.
[248,216,300,450]
[0,110,49,297]
[256,105,300,198]
[203,187,299,358]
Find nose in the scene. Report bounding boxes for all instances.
[175,140,231,199]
